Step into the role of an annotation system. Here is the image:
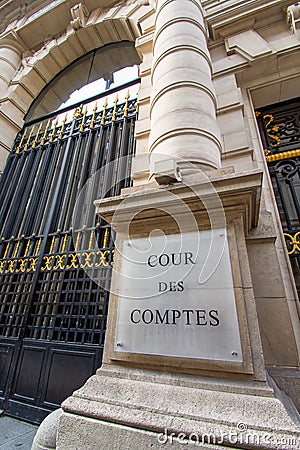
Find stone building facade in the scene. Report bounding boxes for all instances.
[0,0,300,448]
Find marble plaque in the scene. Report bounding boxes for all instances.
[115,229,242,362]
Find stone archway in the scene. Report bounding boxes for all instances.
[25,41,141,121]
[0,1,155,171]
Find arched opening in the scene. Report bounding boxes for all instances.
[25,41,141,121]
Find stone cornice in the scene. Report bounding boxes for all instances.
[203,0,293,39]
[95,169,263,234]
[0,1,127,49]
[0,0,47,35]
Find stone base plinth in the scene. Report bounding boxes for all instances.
[56,168,300,449]
[57,366,300,449]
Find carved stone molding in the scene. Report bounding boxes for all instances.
[225,29,273,61]
[70,3,90,30]
[287,2,300,38]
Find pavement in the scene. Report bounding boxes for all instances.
[0,414,38,450]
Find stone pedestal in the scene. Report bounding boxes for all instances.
[57,168,300,449]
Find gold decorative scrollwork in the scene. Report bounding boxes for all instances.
[284,232,300,254]
[73,107,82,119]
[6,259,17,273]
[41,255,55,271]
[0,249,113,273]
[16,258,28,273]
[53,254,67,270]
[81,251,94,268]
[0,260,6,273]
[66,253,79,269]
[28,257,38,272]
[96,250,112,267]
[263,114,281,147]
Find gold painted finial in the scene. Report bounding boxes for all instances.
[40,120,51,146]
[13,239,21,258]
[89,229,95,250]
[32,123,43,148]
[90,102,98,129]
[58,114,67,140]
[61,233,68,253]
[123,89,130,118]
[35,238,42,256]
[3,241,10,259]
[49,235,56,254]
[24,126,35,151]
[16,130,27,153]
[24,239,31,257]
[100,98,108,126]
[49,118,58,143]
[103,227,110,248]
[79,106,88,133]
[75,230,81,251]
[112,94,119,122]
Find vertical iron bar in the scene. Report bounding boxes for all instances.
[286,174,300,224]
[63,118,98,229]
[0,153,27,235]
[271,167,293,230]
[10,147,44,237]
[0,153,19,205]
[113,117,132,195]
[33,139,63,235]
[1,147,38,237]
[57,126,87,231]
[6,117,78,342]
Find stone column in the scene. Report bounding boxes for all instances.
[0,38,22,99]
[149,0,221,172]
[56,3,300,446]
[0,36,23,171]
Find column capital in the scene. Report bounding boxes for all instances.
[0,30,26,54]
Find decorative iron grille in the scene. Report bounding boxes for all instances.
[256,99,300,295]
[0,87,138,344]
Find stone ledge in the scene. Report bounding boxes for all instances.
[60,368,300,449]
[95,168,263,233]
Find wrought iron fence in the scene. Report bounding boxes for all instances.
[0,87,138,344]
[256,100,300,295]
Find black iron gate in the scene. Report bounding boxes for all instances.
[256,99,300,296]
[0,85,138,423]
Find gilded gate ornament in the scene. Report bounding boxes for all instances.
[284,232,300,255]
[66,253,79,269]
[41,255,55,271]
